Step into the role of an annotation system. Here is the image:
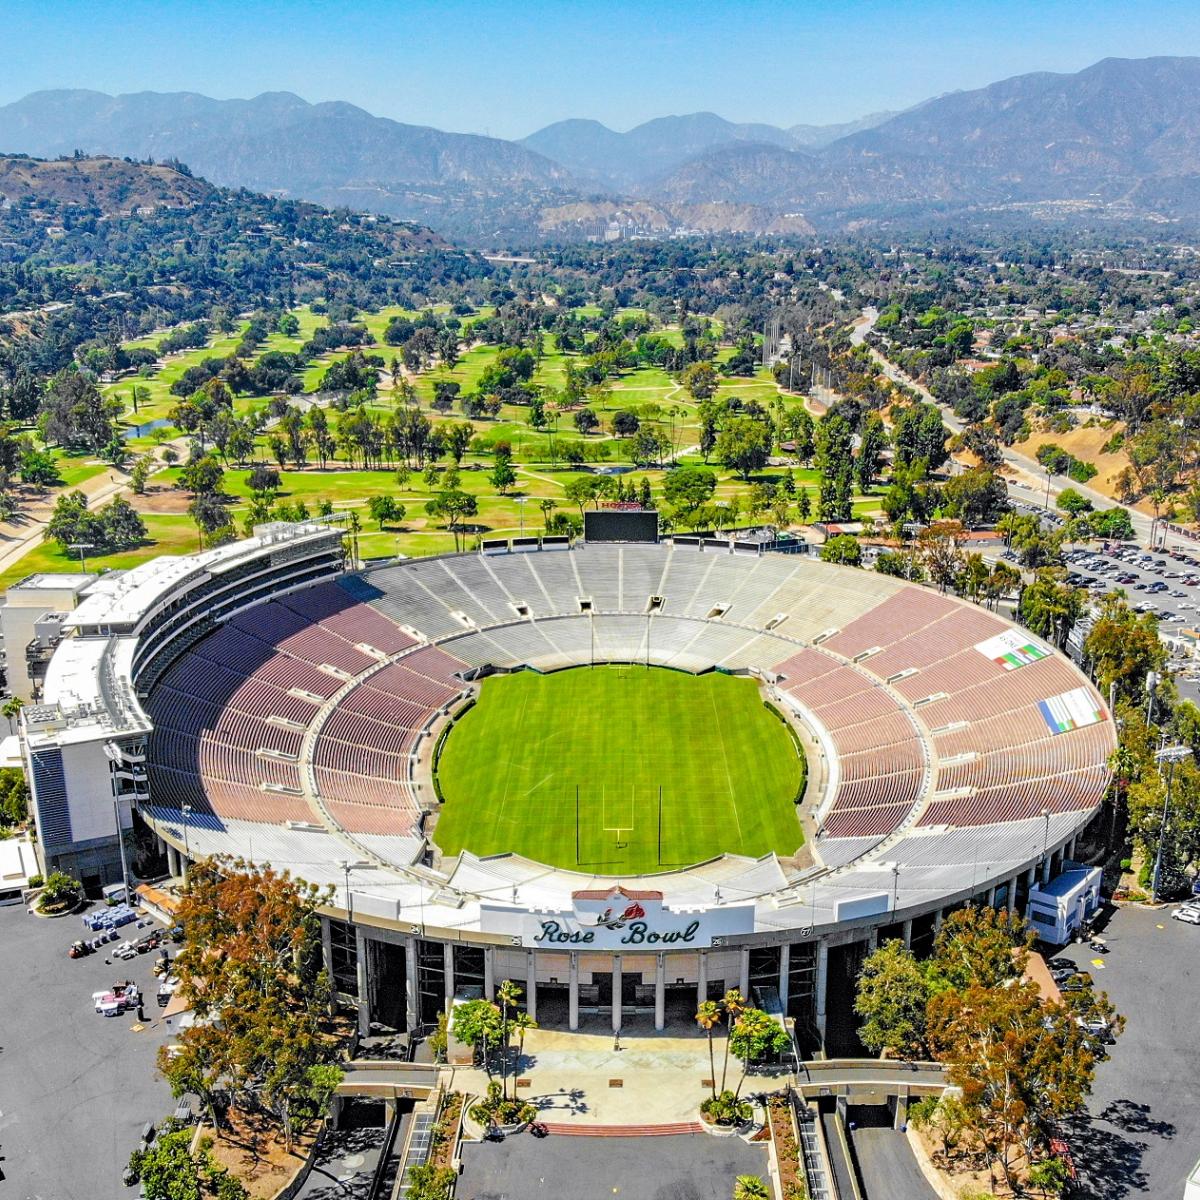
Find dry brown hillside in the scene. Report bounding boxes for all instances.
[0,155,213,214]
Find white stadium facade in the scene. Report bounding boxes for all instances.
[18,521,1114,1054]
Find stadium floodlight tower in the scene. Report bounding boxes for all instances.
[1152,744,1191,903]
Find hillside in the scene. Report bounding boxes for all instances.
[0,89,572,236]
[655,56,1200,223]
[0,154,456,371]
[0,154,215,212]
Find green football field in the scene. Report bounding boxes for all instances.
[432,667,805,873]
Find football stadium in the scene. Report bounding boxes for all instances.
[20,517,1114,1054]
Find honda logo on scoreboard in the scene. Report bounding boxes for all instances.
[480,885,754,949]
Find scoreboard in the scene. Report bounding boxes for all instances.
[584,509,659,544]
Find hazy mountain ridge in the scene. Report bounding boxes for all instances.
[5,58,1200,241]
[520,109,894,190]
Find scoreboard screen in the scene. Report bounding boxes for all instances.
[584,509,659,544]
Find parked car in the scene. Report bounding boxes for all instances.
[1172,906,1200,925]
[1060,972,1093,992]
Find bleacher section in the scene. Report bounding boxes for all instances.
[143,543,1113,873]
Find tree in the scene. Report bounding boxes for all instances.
[160,858,338,1148]
[1083,593,1168,707]
[367,495,405,530]
[495,978,526,1100]
[854,939,928,1059]
[719,988,744,1093]
[1056,487,1093,516]
[573,407,599,435]
[612,410,641,437]
[815,412,854,521]
[696,1000,722,1102]
[919,523,966,593]
[681,360,719,402]
[446,422,473,465]
[820,534,862,566]
[941,468,1009,528]
[450,998,502,1080]
[39,369,119,451]
[425,489,478,551]
[490,452,517,495]
[856,412,888,491]
[893,402,949,471]
[1019,570,1084,649]
[728,1007,791,1098]
[715,416,772,480]
[405,1163,457,1200]
[129,454,153,495]
[926,905,1031,995]
[927,979,1103,1190]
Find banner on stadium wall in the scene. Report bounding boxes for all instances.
[1038,686,1107,735]
[975,628,1051,671]
[480,885,755,949]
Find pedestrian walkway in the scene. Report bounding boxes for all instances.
[453,1019,790,1127]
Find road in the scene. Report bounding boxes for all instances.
[849,307,1155,546]
[852,1128,937,1200]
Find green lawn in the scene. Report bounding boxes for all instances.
[433,667,805,873]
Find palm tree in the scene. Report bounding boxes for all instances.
[512,1010,537,1076]
[720,988,745,1093]
[2,696,24,734]
[732,1175,769,1200]
[696,1000,721,1101]
[496,979,523,1100]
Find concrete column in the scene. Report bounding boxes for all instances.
[443,943,455,1010]
[321,918,334,992]
[933,909,944,934]
[612,953,623,1033]
[1007,875,1020,913]
[166,844,180,877]
[894,1090,909,1130]
[738,947,750,1000]
[778,944,791,1011]
[568,953,579,1032]
[901,920,913,949]
[697,950,708,1009]
[654,954,666,1031]
[525,950,537,1023]
[404,937,418,1033]
[814,940,829,1044]
[1041,856,1052,885]
[355,929,371,1037]
[985,886,997,909]
[865,929,879,952]
[483,946,495,1000]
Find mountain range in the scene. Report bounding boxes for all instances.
[4,57,1200,241]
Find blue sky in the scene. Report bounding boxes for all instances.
[4,0,1200,139]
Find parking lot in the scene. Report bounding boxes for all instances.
[0,901,178,1198]
[1051,902,1200,1196]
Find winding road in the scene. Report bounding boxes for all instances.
[850,307,1154,545]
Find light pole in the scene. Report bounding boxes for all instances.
[516,496,528,537]
[337,858,353,921]
[1040,807,1051,879]
[181,802,192,872]
[69,541,96,574]
[112,792,132,902]
[1152,745,1191,903]
[1146,670,1160,726]
[1044,465,1052,514]
[891,863,900,916]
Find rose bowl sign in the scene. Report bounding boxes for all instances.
[480,886,754,950]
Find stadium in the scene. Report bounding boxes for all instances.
[21,517,1114,1055]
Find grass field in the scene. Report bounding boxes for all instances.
[433,667,805,874]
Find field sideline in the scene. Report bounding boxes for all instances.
[432,667,805,873]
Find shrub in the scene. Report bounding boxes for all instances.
[701,1090,752,1126]
[37,870,81,912]
[27,873,44,889]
